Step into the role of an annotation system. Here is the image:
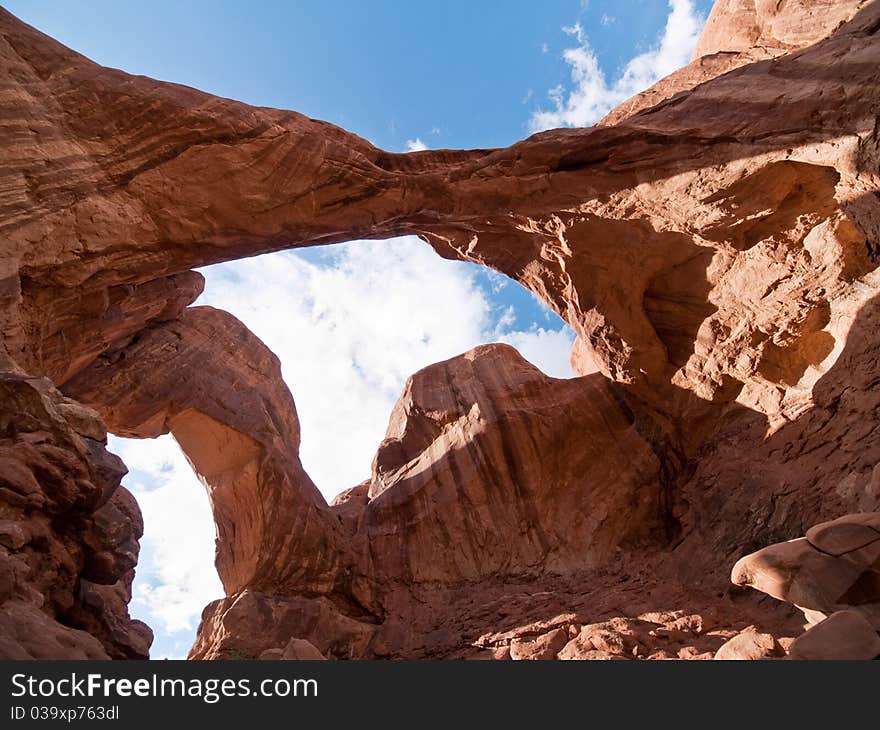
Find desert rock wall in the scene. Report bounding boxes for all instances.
[0,1,878,658]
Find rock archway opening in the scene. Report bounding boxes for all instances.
[107,433,222,659]
[194,235,577,499]
[110,234,576,658]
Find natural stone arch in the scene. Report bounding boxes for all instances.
[4,3,879,414]
[63,307,359,602]
[2,0,880,659]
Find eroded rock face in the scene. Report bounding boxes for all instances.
[693,0,871,59]
[181,343,668,658]
[1,0,879,659]
[0,373,148,658]
[728,513,880,659]
[732,513,880,630]
[360,344,664,584]
[63,306,357,603]
[2,2,878,402]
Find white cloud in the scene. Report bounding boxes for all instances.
[195,237,573,494]
[109,433,222,654]
[496,327,576,379]
[405,137,428,152]
[529,0,705,132]
[112,236,575,656]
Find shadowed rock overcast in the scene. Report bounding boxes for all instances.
[1,0,880,661]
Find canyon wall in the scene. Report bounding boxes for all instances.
[0,0,879,659]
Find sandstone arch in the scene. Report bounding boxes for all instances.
[1,0,879,658]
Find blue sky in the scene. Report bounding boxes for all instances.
[6,0,712,147]
[5,0,713,658]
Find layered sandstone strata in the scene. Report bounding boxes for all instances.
[0,0,879,658]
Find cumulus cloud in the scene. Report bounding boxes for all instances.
[195,237,572,493]
[496,327,575,378]
[405,137,428,151]
[114,236,574,654]
[529,0,705,132]
[109,434,222,654]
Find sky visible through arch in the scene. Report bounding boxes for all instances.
[5,0,714,658]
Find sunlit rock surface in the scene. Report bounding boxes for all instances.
[730,513,880,659]
[1,0,879,658]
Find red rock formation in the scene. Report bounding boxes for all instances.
[360,344,664,584]
[0,373,149,658]
[693,0,872,58]
[63,306,358,604]
[729,513,880,659]
[2,1,877,399]
[733,513,880,629]
[1,0,879,659]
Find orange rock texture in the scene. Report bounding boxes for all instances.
[1,0,879,658]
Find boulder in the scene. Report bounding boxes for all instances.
[282,639,327,661]
[509,629,569,661]
[787,611,880,660]
[714,628,784,660]
[732,517,880,629]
